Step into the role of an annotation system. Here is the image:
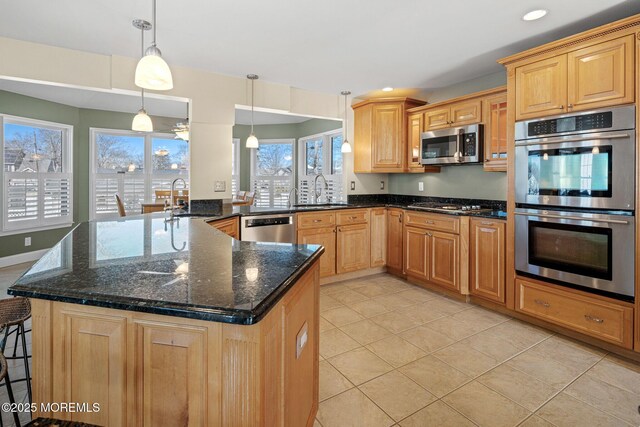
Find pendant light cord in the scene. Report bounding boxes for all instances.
[140,24,146,109]
[152,0,157,47]
[251,78,255,134]
[344,93,348,138]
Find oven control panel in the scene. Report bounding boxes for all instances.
[528,111,613,137]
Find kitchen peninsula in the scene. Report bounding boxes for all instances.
[8,213,323,426]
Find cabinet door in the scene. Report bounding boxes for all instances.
[52,309,128,426]
[568,35,635,112]
[424,108,450,130]
[470,219,505,303]
[451,100,481,126]
[404,226,428,280]
[297,227,336,277]
[372,103,404,170]
[387,209,404,272]
[337,223,370,274]
[370,208,387,267]
[407,113,424,172]
[429,231,459,291]
[515,55,568,120]
[135,321,208,427]
[483,94,508,171]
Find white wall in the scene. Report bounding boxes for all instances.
[0,36,385,199]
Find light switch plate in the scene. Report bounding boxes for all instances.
[24,237,31,247]
[350,181,356,190]
[214,181,226,192]
[418,181,424,192]
[296,322,308,359]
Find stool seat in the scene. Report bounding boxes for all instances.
[25,418,101,426]
[0,297,31,327]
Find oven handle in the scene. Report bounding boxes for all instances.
[514,211,630,224]
[515,133,631,147]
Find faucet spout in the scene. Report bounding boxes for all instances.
[288,187,299,208]
[165,178,187,222]
[314,173,328,204]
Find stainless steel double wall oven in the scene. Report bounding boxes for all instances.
[514,106,636,299]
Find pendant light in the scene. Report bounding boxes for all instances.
[135,0,173,91]
[340,91,352,153]
[173,103,190,140]
[246,74,259,148]
[132,19,154,132]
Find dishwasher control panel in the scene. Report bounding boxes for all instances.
[245,216,293,227]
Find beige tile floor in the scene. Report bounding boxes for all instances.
[316,274,640,427]
[1,264,640,426]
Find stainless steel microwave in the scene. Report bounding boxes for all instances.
[421,124,483,165]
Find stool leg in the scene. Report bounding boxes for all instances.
[4,370,21,427]
[0,328,8,353]
[11,327,19,358]
[19,324,31,406]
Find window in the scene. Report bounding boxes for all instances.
[90,129,189,218]
[1,115,73,233]
[298,130,344,203]
[231,138,240,195]
[250,139,294,208]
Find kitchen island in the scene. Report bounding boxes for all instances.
[8,213,323,427]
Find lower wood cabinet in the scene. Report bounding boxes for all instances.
[370,208,387,267]
[429,231,459,291]
[337,223,370,274]
[386,209,404,273]
[470,218,505,303]
[297,227,336,277]
[208,217,239,239]
[404,226,429,280]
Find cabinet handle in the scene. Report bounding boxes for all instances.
[568,104,574,109]
[313,219,322,223]
[485,158,490,162]
[333,229,336,233]
[425,220,435,224]
[349,216,357,220]
[558,105,564,110]
[480,221,494,226]
[584,315,604,324]
[399,215,403,223]
[534,299,550,308]
[426,232,432,237]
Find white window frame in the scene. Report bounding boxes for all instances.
[89,128,189,219]
[231,138,240,195]
[1,114,74,235]
[297,129,345,203]
[250,138,295,208]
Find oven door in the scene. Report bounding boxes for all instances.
[515,208,634,298]
[514,131,635,210]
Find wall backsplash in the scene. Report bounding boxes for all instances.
[388,165,507,200]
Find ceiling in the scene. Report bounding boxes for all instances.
[1,1,639,97]
[0,78,187,118]
[234,109,321,126]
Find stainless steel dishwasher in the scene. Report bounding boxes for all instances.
[240,214,296,243]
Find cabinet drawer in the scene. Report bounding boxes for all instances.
[297,211,336,229]
[336,209,369,225]
[516,279,633,348]
[404,211,459,234]
[208,217,239,239]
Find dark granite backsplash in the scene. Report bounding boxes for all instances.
[189,199,223,215]
[348,194,506,211]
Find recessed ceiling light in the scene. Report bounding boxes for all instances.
[523,9,547,21]
[382,87,394,92]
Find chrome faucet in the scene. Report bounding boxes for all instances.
[165,178,187,222]
[288,187,299,208]
[314,173,328,204]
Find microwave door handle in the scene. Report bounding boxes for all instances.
[455,130,463,162]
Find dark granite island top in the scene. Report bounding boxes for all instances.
[8,213,323,325]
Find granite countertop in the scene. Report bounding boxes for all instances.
[8,214,323,325]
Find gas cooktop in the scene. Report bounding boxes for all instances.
[407,203,492,213]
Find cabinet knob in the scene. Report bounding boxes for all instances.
[558,105,564,110]
[567,104,574,109]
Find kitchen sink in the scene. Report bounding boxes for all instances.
[292,203,350,208]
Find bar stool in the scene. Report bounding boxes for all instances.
[0,352,21,427]
[0,298,32,406]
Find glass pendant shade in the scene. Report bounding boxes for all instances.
[132,108,154,132]
[246,133,259,148]
[341,139,352,153]
[135,47,173,90]
[175,129,189,140]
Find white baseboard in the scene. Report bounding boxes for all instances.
[0,248,49,269]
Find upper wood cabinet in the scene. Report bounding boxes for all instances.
[515,35,634,120]
[370,208,387,267]
[483,93,508,172]
[353,97,426,173]
[386,209,404,273]
[470,218,505,304]
[424,100,481,131]
[407,112,425,172]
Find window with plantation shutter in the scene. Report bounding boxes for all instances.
[90,129,189,219]
[231,138,240,195]
[298,130,344,204]
[250,139,294,208]
[2,116,73,233]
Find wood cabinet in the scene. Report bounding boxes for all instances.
[483,93,508,172]
[337,223,370,274]
[515,35,634,120]
[353,97,426,173]
[428,231,459,291]
[516,278,633,349]
[208,217,239,239]
[386,209,404,273]
[470,218,505,304]
[407,112,425,172]
[424,100,481,130]
[404,226,429,280]
[370,208,387,267]
[297,227,336,277]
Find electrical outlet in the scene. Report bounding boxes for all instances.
[380,181,385,190]
[24,237,31,247]
[350,181,356,191]
[418,181,424,192]
[214,181,226,192]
